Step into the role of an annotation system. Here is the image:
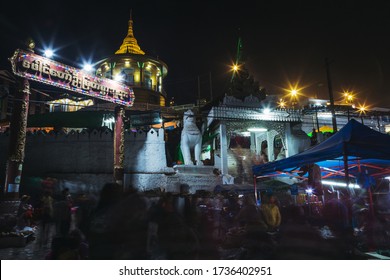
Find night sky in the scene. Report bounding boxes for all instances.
[1,0,390,107]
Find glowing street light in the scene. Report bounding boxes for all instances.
[277,99,287,109]
[230,63,241,82]
[343,91,354,104]
[357,103,368,125]
[43,49,54,58]
[290,89,298,97]
[357,104,367,115]
[342,91,355,120]
[289,88,299,108]
[83,63,94,72]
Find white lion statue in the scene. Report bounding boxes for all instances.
[180,110,203,165]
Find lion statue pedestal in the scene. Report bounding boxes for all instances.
[180,109,203,166]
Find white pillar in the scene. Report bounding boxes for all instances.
[285,123,292,158]
[219,122,228,175]
[250,132,256,152]
[266,131,275,161]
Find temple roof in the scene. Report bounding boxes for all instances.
[115,13,145,55]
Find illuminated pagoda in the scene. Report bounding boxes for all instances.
[13,13,172,132]
[95,13,168,107]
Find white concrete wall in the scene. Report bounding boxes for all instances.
[126,128,167,172]
[0,128,169,191]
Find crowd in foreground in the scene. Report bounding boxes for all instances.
[9,183,390,260]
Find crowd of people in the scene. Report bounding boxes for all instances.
[13,181,389,260]
[15,187,92,259]
[15,183,284,259]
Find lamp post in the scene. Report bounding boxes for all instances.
[314,106,320,132]
[277,98,287,109]
[357,105,367,125]
[325,57,337,133]
[290,89,298,109]
[343,91,354,121]
[345,92,354,104]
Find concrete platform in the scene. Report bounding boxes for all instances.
[173,165,216,175]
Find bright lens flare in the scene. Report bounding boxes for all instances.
[343,91,354,104]
[291,89,298,96]
[83,63,93,72]
[277,99,287,108]
[305,188,313,194]
[357,102,369,114]
[44,49,54,58]
[232,64,239,72]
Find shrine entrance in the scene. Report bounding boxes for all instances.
[3,41,134,200]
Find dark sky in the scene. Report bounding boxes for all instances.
[1,0,390,107]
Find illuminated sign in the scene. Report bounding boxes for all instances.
[9,49,134,107]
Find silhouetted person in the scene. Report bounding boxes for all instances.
[53,190,72,237]
[17,195,33,229]
[235,195,267,234]
[39,191,54,247]
[311,128,318,146]
[87,182,124,259]
[151,192,199,259]
[88,183,149,259]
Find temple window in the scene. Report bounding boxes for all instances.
[121,68,135,85]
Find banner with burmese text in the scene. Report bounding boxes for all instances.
[9,49,134,107]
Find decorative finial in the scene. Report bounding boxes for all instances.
[25,37,35,52]
[115,12,145,55]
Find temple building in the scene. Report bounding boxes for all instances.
[95,14,168,107]
[1,15,390,197]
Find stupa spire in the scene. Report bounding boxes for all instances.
[115,10,145,55]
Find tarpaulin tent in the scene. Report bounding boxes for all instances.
[255,158,390,182]
[253,119,390,178]
[316,158,390,181]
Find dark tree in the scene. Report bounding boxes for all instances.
[228,65,267,101]
[227,36,267,101]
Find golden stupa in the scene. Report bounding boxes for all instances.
[115,13,145,55]
[96,12,168,107]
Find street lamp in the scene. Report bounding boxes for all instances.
[277,98,287,109]
[343,91,355,121]
[43,49,54,58]
[357,104,368,125]
[230,63,240,82]
[290,89,299,108]
[343,91,354,104]
[83,63,94,72]
[291,89,298,96]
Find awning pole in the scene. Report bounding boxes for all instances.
[343,143,350,189]
[254,175,258,205]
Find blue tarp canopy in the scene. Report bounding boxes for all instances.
[255,158,390,183]
[316,158,390,180]
[253,119,390,176]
